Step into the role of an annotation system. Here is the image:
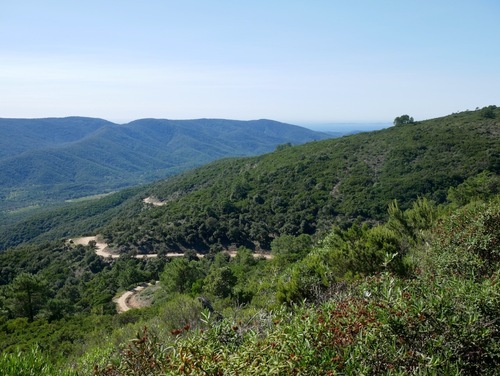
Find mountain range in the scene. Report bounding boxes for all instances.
[1,107,499,374]
[0,117,330,212]
[1,107,498,251]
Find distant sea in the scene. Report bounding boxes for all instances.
[300,122,392,135]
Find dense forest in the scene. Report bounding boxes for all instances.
[0,107,499,374]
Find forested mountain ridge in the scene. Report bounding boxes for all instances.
[101,107,500,253]
[0,109,500,252]
[0,117,114,160]
[1,108,500,374]
[0,117,330,212]
[1,108,498,251]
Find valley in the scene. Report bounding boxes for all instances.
[3,1,497,373]
[0,117,331,213]
[0,107,499,375]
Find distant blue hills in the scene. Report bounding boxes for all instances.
[0,117,332,212]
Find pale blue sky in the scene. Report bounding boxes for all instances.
[1,0,499,125]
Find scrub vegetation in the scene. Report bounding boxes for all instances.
[0,107,499,374]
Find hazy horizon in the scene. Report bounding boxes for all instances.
[1,1,499,123]
[0,113,392,133]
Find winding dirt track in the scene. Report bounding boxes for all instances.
[70,235,271,312]
[70,199,272,313]
[71,236,120,258]
[71,236,202,259]
[113,283,154,313]
[71,236,271,260]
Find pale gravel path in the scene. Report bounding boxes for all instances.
[71,236,119,258]
[114,283,153,313]
[71,236,271,260]
[70,236,272,313]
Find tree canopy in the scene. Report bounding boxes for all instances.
[393,114,415,126]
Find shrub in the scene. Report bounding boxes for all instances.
[0,346,76,376]
[433,199,500,277]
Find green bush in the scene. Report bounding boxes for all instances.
[433,199,500,278]
[89,197,500,375]
[276,222,407,305]
[0,346,76,376]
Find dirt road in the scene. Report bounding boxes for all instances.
[71,236,120,258]
[71,236,163,259]
[114,283,154,313]
[70,235,271,313]
[71,236,272,260]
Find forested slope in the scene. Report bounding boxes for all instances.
[1,108,498,251]
[0,117,329,212]
[0,187,144,251]
[2,167,499,375]
[0,108,499,374]
[101,107,500,253]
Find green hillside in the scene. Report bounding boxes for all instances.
[1,107,498,251]
[0,108,499,374]
[101,107,500,253]
[0,187,144,251]
[0,117,113,160]
[0,117,330,212]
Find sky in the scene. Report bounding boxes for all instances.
[1,1,499,127]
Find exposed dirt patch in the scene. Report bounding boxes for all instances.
[70,236,120,258]
[143,196,166,206]
[225,250,272,259]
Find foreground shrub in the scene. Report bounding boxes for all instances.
[0,346,75,376]
[354,272,500,374]
[433,199,500,278]
[92,266,499,375]
[276,222,407,305]
[90,198,500,375]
